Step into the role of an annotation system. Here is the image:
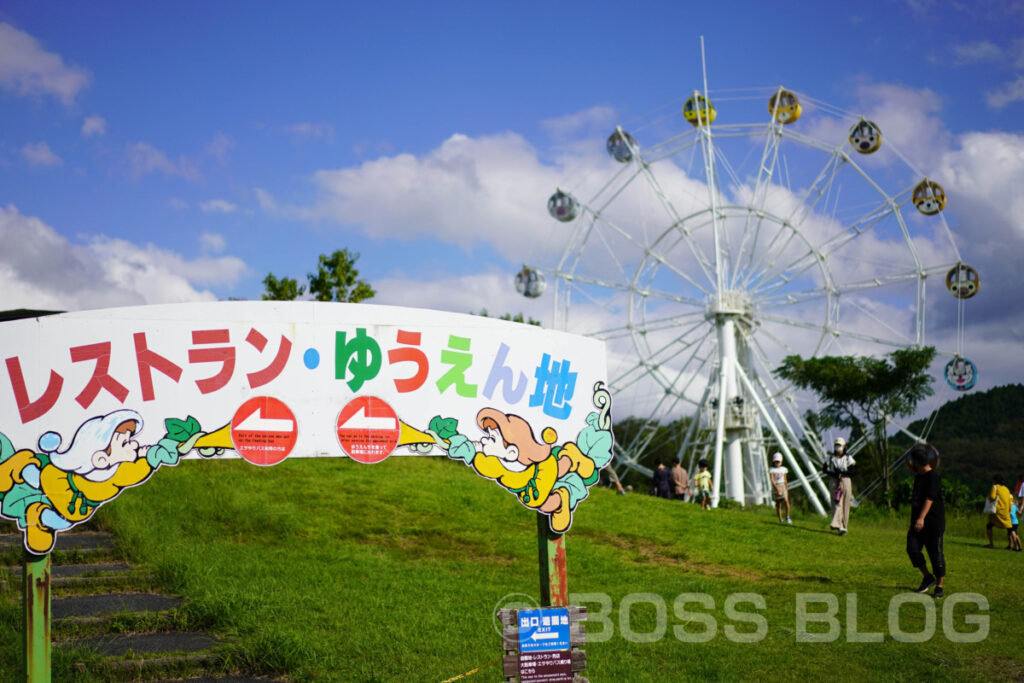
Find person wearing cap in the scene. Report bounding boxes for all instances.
[768,452,791,524]
[823,437,856,535]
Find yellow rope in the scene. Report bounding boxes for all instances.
[438,655,503,682]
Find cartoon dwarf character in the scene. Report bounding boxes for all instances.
[431,402,613,533]
[0,410,217,554]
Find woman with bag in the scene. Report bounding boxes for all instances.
[824,437,856,535]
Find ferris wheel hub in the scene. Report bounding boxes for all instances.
[707,290,753,318]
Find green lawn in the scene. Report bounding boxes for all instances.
[3,456,1022,681]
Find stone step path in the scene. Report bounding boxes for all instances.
[2,527,286,682]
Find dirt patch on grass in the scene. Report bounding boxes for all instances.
[354,528,520,565]
[975,655,1024,680]
[576,529,762,580]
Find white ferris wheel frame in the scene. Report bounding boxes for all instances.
[531,84,964,515]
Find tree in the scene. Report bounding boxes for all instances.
[307,249,375,303]
[775,347,936,499]
[261,249,374,303]
[476,309,542,326]
[261,274,305,301]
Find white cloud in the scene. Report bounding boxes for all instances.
[204,132,234,164]
[373,270,551,323]
[951,41,1004,65]
[199,233,227,254]
[286,122,334,141]
[0,22,91,105]
[254,187,277,212]
[0,204,246,311]
[986,75,1024,110]
[81,115,106,137]
[541,106,617,141]
[307,132,575,261]
[125,142,199,181]
[200,199,238,214]
[21,141,62,167]
[169,198,189,211]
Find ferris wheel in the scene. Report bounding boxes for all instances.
[516,84,977,514]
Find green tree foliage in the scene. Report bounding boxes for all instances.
[261,274,306,301]
[308,249,376,303]
[894,383,1024,495]
[475,309,541,326]
[775,347,936,498]
[262,249,375,303]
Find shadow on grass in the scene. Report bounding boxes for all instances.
[757,520,834,535]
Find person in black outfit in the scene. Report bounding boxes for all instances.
[906,444,945,598]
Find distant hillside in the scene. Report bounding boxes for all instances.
[900,383,1024,492]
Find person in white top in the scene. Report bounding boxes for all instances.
[824,437,856,535]
[768,453,791,524]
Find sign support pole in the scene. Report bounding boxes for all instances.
[536,513,568,607]
[23,549,51,682]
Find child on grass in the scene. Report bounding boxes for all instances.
[1009,502,1022,552]
[693,459,712,510]
[768,453,792,524]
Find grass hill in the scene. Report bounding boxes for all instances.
[3,456,1021,681]
[901,383,1024,492]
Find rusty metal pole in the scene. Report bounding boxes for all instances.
[23,550,51,683]
[536,513,568,607]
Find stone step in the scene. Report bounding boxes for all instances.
[53,592,182,620]
[59,631,221,657]
[9,561,134,578]
[73,652,223,681]
[168,677,289,682]
[0,530,119,565]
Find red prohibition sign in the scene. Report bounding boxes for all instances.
[230,396,298,466]
[336,396,400,464]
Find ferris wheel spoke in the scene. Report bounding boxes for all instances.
[641,128,702,164]
[633,154,718,288]
[637,319,710,368]
[843,296,915,344]
[732,127,785,289]
[759,313,909,349]
[591,308,707,341]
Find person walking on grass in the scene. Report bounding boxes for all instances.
[1009,501,1022,552]
[986,475,1014,548]
[693,459,713,510]
[906,445,945,599]
[671,459,690,501]
[768,453,791,524]
[824,437,856,535]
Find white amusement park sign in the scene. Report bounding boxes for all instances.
[0,302,613,553]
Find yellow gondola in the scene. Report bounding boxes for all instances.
[849,119,882,154]
[768,89,801,124]
[683,94,716,127]
[912,179,946,215]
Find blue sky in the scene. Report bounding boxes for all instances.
[2,0,1023,410]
